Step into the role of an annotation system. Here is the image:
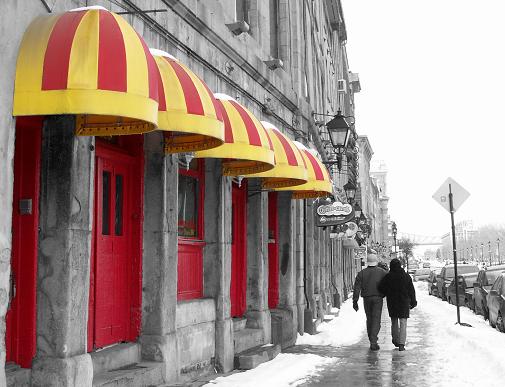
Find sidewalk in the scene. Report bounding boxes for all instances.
[287,303,438,387]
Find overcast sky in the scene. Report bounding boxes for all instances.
[341,0,505,238]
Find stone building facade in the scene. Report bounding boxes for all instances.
[0,1,365,385]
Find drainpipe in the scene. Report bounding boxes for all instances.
[303,200,309,306]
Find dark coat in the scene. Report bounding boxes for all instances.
[378,259,417,318]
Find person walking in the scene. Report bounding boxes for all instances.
[352,252,387,351]
[378,258,417,351]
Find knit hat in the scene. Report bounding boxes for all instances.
[367,253,378,267]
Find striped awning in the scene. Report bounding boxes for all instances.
[277,142,333,199]
[151,49,225,153]
[194,94,275,176]
[13,6,158,136]
[246,121,308,189]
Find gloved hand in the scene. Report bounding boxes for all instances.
[353,302,359,311]
[410,301,417,309]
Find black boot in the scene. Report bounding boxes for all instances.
[398,344,405,351]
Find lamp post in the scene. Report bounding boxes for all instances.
[488,241,492,265]
[391,221,398,259]
[481,243,484,262]
[498,238,501,264]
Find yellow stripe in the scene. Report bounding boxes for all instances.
[15,14,60,93]
[225,101,250,145]
[179,62,216,119]
[249,111,271,148]
[67,10,98,90]
[156,56,187,114]
[113,13,148,98]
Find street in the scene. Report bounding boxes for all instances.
[203,281,505,387]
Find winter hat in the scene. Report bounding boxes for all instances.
[367,253,378,266]
[390,258,402,271]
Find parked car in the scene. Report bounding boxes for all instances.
[428,267,442,296]
[486,272,505,332]
[436,264,479,301]
[407,262,419,274]
[472,265,505,318]
[413,268,431,282]
[446,273,478,308]
[422,262,431,268]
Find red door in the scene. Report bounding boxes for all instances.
[88,138,143,350]
[268,192,279,309]
[6,117,42,368]
[230,181,247,317]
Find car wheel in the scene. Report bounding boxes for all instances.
[496,313,505,333]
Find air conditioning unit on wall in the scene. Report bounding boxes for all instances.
[337,79,347,93]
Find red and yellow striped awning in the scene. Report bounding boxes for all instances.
[151,49,225,153]
[13,6,158,136]
[246,121,308,188]
[194,94,275,176]
[277,142,333,199]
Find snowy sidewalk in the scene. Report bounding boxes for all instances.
[170,281,505,386]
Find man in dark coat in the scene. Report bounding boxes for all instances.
[353,252,387,351]
[378,258,417,351]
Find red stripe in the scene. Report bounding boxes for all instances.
[168,60,204,115]
[305,151,325,180]
[155,63,166,111]
[229,101,262,146]
[218,100,234,143]
[201,82,223,122]
[137,33,158,101]
[42,11,86,90]
[298,148,307,168]
[98,11,127,92]
[273,131,298,166]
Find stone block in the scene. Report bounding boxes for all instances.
[31,353,93,387]
[176,299,216,329]
[270,308,296,349]
[92,361,164,387]
[234,344,281,370]
[6,363,30,387]
[90,342,140,376]
[140,333,178,383]
[176,321,215,370]
[233,328,264,354]
[214,318,234,373]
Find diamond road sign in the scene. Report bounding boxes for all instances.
[432,177,470,213]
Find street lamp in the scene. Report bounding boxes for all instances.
[488,241,492,265]
[343,181,357,204]
[481,243,484,262]
[354,203,362,219]
[315,110,353,172]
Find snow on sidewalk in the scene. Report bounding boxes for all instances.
[414,281,505,385]
[203,297,366,387]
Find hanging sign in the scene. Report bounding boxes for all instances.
[315,200,355,227]
[345,222,358,237]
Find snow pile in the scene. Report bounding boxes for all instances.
[203,353,335,387]
[415,281,505,386]
[296,295,366,346]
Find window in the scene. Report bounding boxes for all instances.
[178,159,204,240]
[269,0,279,58]
[177,158,205,301]
[236,0,249,23]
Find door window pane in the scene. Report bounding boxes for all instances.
[115,174,123,236]
[178,175,199,237]
[102,171,111,235]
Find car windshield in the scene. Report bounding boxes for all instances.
[461,274,478,288]
[445,266,479,278]
[415,269,430,275]
[486,271,503,285]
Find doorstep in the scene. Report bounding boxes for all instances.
[234,343,282,370]
[6,362,30,387]
[93,361,164,387]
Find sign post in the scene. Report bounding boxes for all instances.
[433,177,470,327]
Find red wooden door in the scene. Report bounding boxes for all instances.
[6,117,42,368]
[89,139,142,350]
[268,192,279,309]
[231,182,247,317]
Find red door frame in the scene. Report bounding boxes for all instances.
[231,181,247,317]
[6,117,42,368]
[177,159,205,301]
[268,192,279,309]
[88,136,143,351]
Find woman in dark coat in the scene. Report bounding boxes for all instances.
[378,258,417,351]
